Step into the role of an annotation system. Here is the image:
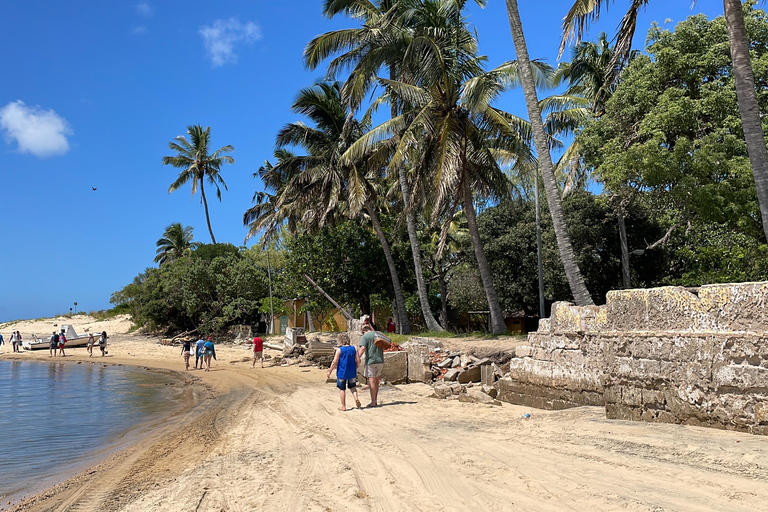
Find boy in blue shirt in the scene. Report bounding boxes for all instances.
[327,332,362,411]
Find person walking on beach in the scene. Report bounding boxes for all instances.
[358,324,384,407]
[15,331,21,352]
[252,335,264,368]
[0,332,4,353]
[202,338,216,371]
[9,331,18,353]
[58,333,67,357]
[327,333,362,411]
[99,331,107,356]
[194,337,205,369]
[49,332,58,357]
[181,339,191,370]
[87,333,95,356]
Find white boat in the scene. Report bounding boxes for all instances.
[22,324,96,351]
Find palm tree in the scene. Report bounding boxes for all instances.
[154,223,201,266]
[162,125,234,244]
[504,0,595,307]
[341,3,548,332]
[247,82,412,334]
[560,0,768,243]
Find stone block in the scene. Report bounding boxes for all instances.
[458,389,502,406]
[514,345,534,358]
[405,343,433,383]
[443,368,460,382]
[449,382,463,395]
[432,384,452,399]
[437,358,453,369]
[481,364,495,387]
[457,365,482,384]
[382,351,408,384]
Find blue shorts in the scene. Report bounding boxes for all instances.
[336,378,357,390]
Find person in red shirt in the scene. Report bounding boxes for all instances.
[252,336,264,368]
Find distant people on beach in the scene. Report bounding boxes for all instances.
[252,335,263,368]
[0,332,4,353]
[49,332,57,356]
[359,324,384,407]
[58,333,67,357]
[327,333,361,411]
[99,331,107,356]
[181,339,191,370]
[386,317,396,333]
[87,333,95,357]
[195,337,205,369]
[9,330,21,353]
[202,337,216,371]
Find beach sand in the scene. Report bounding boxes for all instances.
[1,317,767,511]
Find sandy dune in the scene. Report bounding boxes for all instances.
[1,326,767,511]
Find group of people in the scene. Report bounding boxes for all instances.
[327,316,386,411]
[47,330,107,357]
[0,331,23,353]
[181,336,217,371]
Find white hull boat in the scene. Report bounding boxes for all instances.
[22,324,95,351]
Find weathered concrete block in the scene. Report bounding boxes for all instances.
[449,382,463,395]
[514,345,534,358]
[458,389,502,406]
[382,351,408,384]
[457,365,482,384]
[444,368,460,382]
[404,343,433,383]
[432,384,451,399]
[481,364,495,387]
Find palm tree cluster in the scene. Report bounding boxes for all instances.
[242,0,597,334]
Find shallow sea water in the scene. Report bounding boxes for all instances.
[0,359,200,502]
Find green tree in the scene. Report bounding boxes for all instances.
[561,0,768,243]
[154,223,201,266]
[504,0,595,307]
[162,125,234,244]
[579,13,765,242]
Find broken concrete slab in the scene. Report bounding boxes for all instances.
[458,389,502,406]
[432,384,452,399]
[382,351,408,384]
[457,365,482,384]
[444,368,460,382]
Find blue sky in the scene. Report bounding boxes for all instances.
[0,0,723,323]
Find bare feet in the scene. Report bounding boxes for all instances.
[338,407,347,412]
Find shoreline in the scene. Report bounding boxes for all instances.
[0,342,214,510]
[2,331,768,511]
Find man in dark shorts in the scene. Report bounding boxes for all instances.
[252,335,264,368]
[358,324,384,407]
[49,331,58,357]
[327,333,362,411]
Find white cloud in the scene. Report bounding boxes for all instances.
[136,2,153,18]
[0,101,72,158]
[132,25,148,35]
[199,18,261,67]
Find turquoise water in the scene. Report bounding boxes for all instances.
[0,360,200,502]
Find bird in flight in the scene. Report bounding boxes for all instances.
[92,187,97,191]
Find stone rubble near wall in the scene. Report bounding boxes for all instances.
[500,281,768,435]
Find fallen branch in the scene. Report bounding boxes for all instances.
[303,274,354,321]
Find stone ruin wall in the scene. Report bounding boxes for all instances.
[498,281,768,435]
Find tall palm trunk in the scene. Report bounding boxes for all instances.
[505,0,594,306]
[399,166,446,332]
[389,68,444,332]
[199,176,217,244]
[462,169,507,333]
[618,213,631,289]
[724,0,768,242]
[365,199,411,334]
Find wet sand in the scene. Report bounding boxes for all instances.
[1,326,767,511]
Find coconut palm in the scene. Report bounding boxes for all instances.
[162,125,234,244]
[307,0,450,332]
[504,0,595,306]
[154,223,201,266]
[249,82,412,334]
[560,0,768,243]
[341,6,549,333]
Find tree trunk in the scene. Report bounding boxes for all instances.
[438,269,448,329]
[534,166,545,318]
[462,170,507,333]
[724,0,768,242]
[505,0,595,306]
[199,176,217,244]
[398,166,445,332]
[365,200,411,334]
[618,213,632,289]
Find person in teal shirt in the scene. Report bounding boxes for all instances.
[358,324,384,407]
